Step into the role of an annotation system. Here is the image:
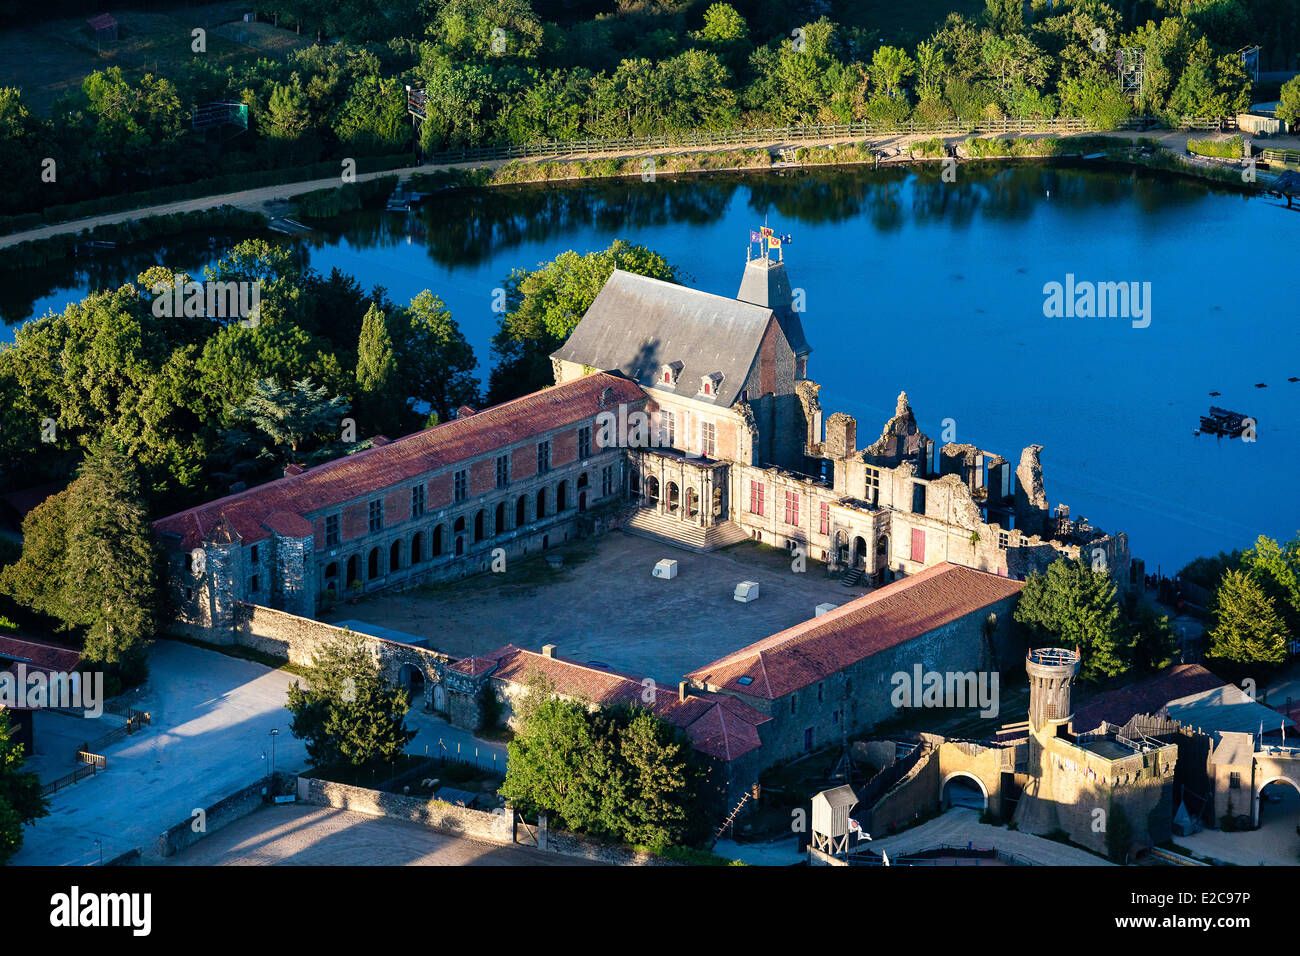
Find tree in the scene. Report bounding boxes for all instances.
[604,706,703,848]
[0,442,162,663]
[1279,75,1300,126]
[1239,535,1300,639]
[217,378,351,480]
[1207,569,1289,666]
[869,45,916,99]
[1059,64,1134,128]
[355,303,404,436]
[914,40,948,101]
[1014,558,1130,680]
[488,240,680,403]
[697,3,747,46]
[500,693,609,833]
[0,708,47,866]
[1128,601,1178,672]
[285,630,413,769]
[394,292,479,424]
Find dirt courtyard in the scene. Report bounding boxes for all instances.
[322,531,855,684]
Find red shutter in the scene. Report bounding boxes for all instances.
[910,528,925,563]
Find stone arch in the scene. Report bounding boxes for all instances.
[398,662,427,699]
[389,539,402,573]
[644,475,659,506]
[835,531,849,566]
[1254,775,1300,826]
[411,532,424,565]
[557,480,568,512]
[629,468,641,499]
[536,487,547,519]
[432,524,443,556]
[941,771,989,811]
[454,515,466,535]
[686,487,699,518]
[853,535,867,570]
[516,494,527,527]
[666,481,680,514]
[495,500,506,534]
[347,555,360,586]
[474,509,486,542]
[367,547,380,580]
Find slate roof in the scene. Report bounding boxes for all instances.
[686,563,1024,699]
[154,372,643,551]
[550,270,781,408]
[736,255,811,357]
[473,644,771,762]
[1072,664,1228,733]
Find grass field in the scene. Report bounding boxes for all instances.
[833,0,987,46]
[0,2,314,115]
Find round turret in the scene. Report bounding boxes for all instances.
[1025,647,1081,732]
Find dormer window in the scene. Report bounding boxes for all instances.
[660,361,683,387]
[701,371,723,396]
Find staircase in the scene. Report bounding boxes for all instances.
[623,509,747,553]
[840,567,865,587]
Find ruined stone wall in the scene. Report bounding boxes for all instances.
[298,776,514,844]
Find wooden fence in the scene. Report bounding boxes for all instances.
[423,116,1233,167]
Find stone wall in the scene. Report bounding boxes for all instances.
[154,771,297,860]
[298,776,514,844]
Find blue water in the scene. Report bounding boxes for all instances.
[6,164,1298,572]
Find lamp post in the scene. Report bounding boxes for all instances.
[269,728,279,780]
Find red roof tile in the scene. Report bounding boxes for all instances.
[473,645,770,762]
[154,373,644,550]
[686,563,1024,699]
[0,635,82,673]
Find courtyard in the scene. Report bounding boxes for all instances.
[322,531,855,684]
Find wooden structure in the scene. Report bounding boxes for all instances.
[810,785,859,858]
[1197,406,1253,438]
[86,13,118,43]
[1268,170,1300,209]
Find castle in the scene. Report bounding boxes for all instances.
[155,242,1136,635]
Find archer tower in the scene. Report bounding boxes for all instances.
[1025,646,1081,737]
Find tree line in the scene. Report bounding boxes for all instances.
[2,0,1295,219]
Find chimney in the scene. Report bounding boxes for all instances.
[541,644,556,658]
[678,680,688,702]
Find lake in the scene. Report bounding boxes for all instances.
[5,163,1298,572]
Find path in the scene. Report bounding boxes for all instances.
[164,804,593,866]
[862,807,1113,866]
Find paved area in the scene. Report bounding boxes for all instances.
[25,709,130,781]
[1178,784,1300,866]
[862,808,1113,866]
[324,531,852,683]
[164,804,593,866]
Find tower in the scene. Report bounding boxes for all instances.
[1025,646,1081,736]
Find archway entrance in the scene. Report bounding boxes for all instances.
[1254,776,1300,829]
[398,663,426,701]
[941,772,988,811]
[644,476,659,507]
[852,536,867,570]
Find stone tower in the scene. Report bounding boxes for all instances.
[1025,646,1081,735]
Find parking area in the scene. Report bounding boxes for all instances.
[322,531,854,683]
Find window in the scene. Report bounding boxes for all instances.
[537,440,551,474]
[454,469,467,503]
[998,531,1009,548]
[325,514,340,548]
[817,682,824,703]
[749,480,765,516]
[702,381,712,396]
[911,527,926,564]
[496,455,510,489]
[783,489,800,526]
[578,425,592,460]
[790,694,797,715]
[601,464,614,497]
[249,575,260,593]
[368,499,384,533]
[1229,772,1241,790]
[659,410,675,448]
[911,482,926,515]
[699,421,716,458]
[411,484,426,518]
[819,501,830,535]
[250,545,259,563]
[864,467,880,505]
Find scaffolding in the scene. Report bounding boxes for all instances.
[1118,48,1145,96]
[1239,45,1261,84]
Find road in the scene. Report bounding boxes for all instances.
[164,804,593,866]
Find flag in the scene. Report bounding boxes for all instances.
[882,850,891,866]
[782,233,794,244]
[760,226,773,237]
[749,230,761,242]
[768,235,782,248]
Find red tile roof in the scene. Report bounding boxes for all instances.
[0,635,82,673]
[687,563,1024,699]
[154,373,644,550]
[473,644,770,762]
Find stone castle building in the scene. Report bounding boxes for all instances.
[156,245,1135,639]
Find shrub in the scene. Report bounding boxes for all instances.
[1187,136,1244,158]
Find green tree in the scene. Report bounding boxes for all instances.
[394,291,479,424]
[488,240,680,403]
[1014,558,1130,680]
[1128,601,1178,672]
[0,708,48,866]
[1278,75,1300,126]
[285,630,413,769]
[870,45,916,98]
[604,706,701,848]
[1239,535,1300,640]
[217,378,351,482]
[500,693,608,833]
[1207,569,1289,665]
[355,303,404,436]
[0,442,162,663]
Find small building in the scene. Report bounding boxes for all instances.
[0,634,84,754]
[86,13,118,43]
